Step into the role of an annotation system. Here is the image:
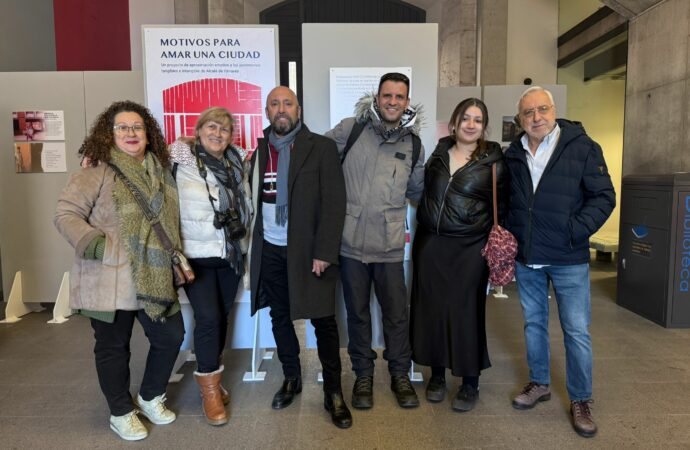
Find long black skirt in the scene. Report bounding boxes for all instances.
[410,229,491,377]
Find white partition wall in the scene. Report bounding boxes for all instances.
[302,23,438,150]
[0,72,86,304]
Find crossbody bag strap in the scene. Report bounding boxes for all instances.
[107,162,176,254]
[491,162,498,226]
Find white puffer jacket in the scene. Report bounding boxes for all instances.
[170,140,251,259]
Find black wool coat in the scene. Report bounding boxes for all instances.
[249,124,346,320]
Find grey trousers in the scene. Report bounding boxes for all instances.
[340,256,412,377]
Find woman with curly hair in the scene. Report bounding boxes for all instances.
[168,107,252,426]
[54,100,184,441]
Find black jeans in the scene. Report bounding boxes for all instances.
[90,310,184,416]
[261,240,342,393]
[340,256,412,377]
[184,257,241,373]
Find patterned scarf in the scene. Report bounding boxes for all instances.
[267,120,302,226]
[196,143,250,275]
[110,148,180,321]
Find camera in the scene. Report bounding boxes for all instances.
[213,209,246,240]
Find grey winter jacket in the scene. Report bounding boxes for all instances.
[325,94,425,263]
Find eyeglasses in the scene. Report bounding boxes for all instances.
[520,105,553,119]
[113,124,145,134]
[203,122,231,135]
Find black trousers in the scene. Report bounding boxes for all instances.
[90,310,184,416]
[340,256,412,377]
[184,257,241,373]
[261,240,342,393]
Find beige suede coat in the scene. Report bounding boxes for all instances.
[54,164,138,312]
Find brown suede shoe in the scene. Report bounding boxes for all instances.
[571,400,597,438]
[512,382,551,410]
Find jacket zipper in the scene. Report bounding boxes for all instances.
[435,156,474,234]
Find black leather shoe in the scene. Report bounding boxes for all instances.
[425,376,446,403]
[390,375,420,408]
[324,392,353,429]
[271,377,302,410]
[351,376,374,409]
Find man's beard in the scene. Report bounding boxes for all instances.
[271,115,297,135]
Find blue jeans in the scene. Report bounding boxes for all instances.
[515,262,592,401]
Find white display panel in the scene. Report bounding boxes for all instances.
[329,66,411,128]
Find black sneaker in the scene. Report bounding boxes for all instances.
[352,376,374,409]
[452,384,478,412]
[425,376,446,403]
[390,375,419,408]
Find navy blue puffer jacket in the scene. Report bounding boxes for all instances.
[505,119,616,265]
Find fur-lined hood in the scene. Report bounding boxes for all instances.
[354,92,424,137]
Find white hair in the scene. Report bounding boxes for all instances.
[516,86,555,112]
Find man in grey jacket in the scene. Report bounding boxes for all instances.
[325,72,424,410]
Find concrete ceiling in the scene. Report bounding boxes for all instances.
[600,0,666,19]
[246,0,438,14]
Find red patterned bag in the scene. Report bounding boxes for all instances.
[481,163,517,286]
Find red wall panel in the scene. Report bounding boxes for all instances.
[53,0,131,70]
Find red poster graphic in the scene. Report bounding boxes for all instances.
[162,78,263,153]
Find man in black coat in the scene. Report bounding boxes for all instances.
[505,86,615,438]
[248,86,351,428]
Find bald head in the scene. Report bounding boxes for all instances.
[265,86,301,136]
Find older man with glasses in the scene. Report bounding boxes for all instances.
[505,86,615,438]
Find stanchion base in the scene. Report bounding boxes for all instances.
[169,374,184,383]
[0,316,23,324]
[243,371,267,382]
[47,317,70,324]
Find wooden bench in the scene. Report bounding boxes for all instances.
[590,233,618,262]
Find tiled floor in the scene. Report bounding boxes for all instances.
[2,260,690,448]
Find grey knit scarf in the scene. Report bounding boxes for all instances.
[268,120,302,226]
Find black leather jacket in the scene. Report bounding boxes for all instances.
[417,137,509,237]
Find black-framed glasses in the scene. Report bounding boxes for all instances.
[113,124,145,135]
[520,105,553,119]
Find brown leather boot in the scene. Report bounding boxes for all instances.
[194,366,228,426]
[219,384,230,405]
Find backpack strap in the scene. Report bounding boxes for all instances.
[410,134,421,170]
[172,162,178,180]
[340,120,366,164]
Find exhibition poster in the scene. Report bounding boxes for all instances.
[329,67,412,128]
[13,110,65,141]
[142,25,279,155]
[14,142,67,173]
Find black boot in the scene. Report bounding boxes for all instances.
[391,375,420,408]
[351,375,374,409]
[271,377,302,410]
[324,392,353,429]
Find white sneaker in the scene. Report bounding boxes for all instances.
[136,393,176,425]
[109,410,148,441]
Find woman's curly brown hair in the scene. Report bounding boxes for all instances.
[79,100,170,167]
